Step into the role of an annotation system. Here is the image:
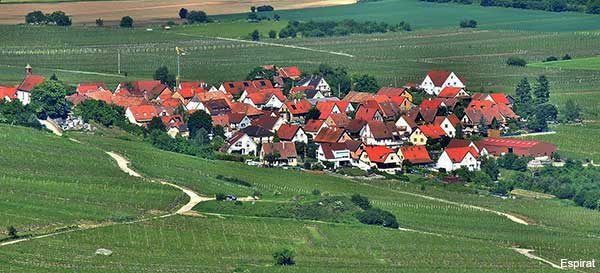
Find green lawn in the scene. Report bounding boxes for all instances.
[529,56,600,71]
[0,125,182,241]
[519,123,600,162]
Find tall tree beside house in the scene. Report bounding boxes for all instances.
[455,124,464,139]
[295,142,307,160]
[478,116,488,136]
[179,8,189,19]
[352,74,380,93]
[187,110,213,137]
[120,16,133,28]
[153,66,176,87]
[213,125,225,138]
[514,77,533,116]
[315,64,351,97]
[527,112,548,132]
[563,99,581,122]
[148,117,166,132]
[306,107,321,121]
[481,157,499,181]
[533,75,550,105]
[30,80,70,119]
[264,152,281,167]
[272,131,280,142]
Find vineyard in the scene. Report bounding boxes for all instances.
[529,56,600,71]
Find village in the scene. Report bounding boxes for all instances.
[0,64,557,177]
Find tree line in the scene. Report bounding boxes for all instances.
[277,19,411,39]
[25,11,72,26]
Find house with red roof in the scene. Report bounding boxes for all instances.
[161,115,189,138]
[437,87,469,98]
[77,83,108,95]
[226,112,252,130]
[477,137,556,159]
[314,127,351,144]
[221,131,258,156]
[280,99,312,123]
[436,146,480,172]
[418,124,447,140]
[359,145,402,173]
[230,102,263,118]
[433,115,460,138]
[472,92,513,107]
[317,143,352,168]
[297,75,332,96]
[360,120,402,148]
[111,96,147,108]
[324,112,350,128]
[0,86,18,101]
[343,91,376,106]
[277,66,302,80]
[16,65,45,105]
[304,119,328,137]
[419,70,465,95]
[125,105,164,125]
[289,86,324,100]
[395,114,418,135]
[277,124,308,143]
[398,145,433,166]
[260,142,298,167]
[377,87,413,102]
[316,100,353,120]
[354,106,383,122]
[241,88,286,109]
[251,114,286,132]
[218,81,254,97]
[115,80,168,99]
[461,99,517,135]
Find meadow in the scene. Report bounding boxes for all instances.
[529,56,600,71]
[0,125,183,241]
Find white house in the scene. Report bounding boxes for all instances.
[297,75,332,97]
[359,121,402,148]
[222,131,258,156]
[419,70,465,96]
[16,65,45,105]
[434,116,457,138]
[317,143,352,168]
[277,124,308,144]
[436,147,480,172]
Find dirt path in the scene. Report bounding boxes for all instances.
[512,248,564,270]
[508,131,557,137]
[38,119,63,137]
[174,32,355,58]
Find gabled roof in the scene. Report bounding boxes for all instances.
[17,75,45,92]
[363,145,395,164]
[355,106,381,121]
[304,119,325,133]
[245,88,285,105]
[344,139,363,153]
[319,142,349,160]
[179,87,206,99]
[327,113,350,128]
[212,114,229,128]
[425,70,452,86]
[262,142,297,159]
[434,114,460,128]
[161,114,188,132]
[127,105,161,122]
[277,124,301,141]
[362,100,401,119]
[418,124,446,139]
[125,80,164,97]
[420,98,444,109]
[230,102,262,116]
[397,114,418,130]
[227,112,247,124]
[346,119,367,134]
[400,145,432,164]
[111,96,146,108]
[161,98,182,108]
[222,81,253,96]
[0,86,18,100]
[251,114,281,131]
[297,75,324,87]
[317,100,349,119]
[444,147,479,163]
[86,90,113,104]
[204,99,231,116]
[277,66,301,79]
[241,125,272,138]
[222,131,249,151]
[315,127,347,143]
[343,91,376,104]
[366,120,394,139]
[489,93,510,105]
[77,83,107,94]
[377,87,407,97]
[252,79,274,89]
[438,87,468,98]
[284,99,312,115]
[480,137,547,149]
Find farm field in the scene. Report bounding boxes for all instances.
[529,56,600,71]
[520,123,600,162]
[0,0,355,24]
[0,125,183,241]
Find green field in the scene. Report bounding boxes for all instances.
[0,125,182,241]
[520,123,600,162]
[529,56,600,71]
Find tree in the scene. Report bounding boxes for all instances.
[481,157,499,181]
[459,19,477,28]
[48,11,71,26]
[506,56,527,66]
[528,113,548,132]
[455,124,464,139]
[25,11,47,24]
[179,8,188,19]
[187,111,213,137]
[268,30,277,39]
[213,125,225,138]
[30,80,70,119]
[264,151,281,166]
[351,194,371,210]
[273,248,295,266]
[562,54,572,60]
[95,18,104,27]
[478,116,488,136]
[563,99,581,122]
[306,107,321,120]
[187,10,208,23]
[73,100,127,128]
[587,0,600,13]
[147,117,166,132]
[533,75,550,105]
[274,14,281,21]
[0,100,42,129]
[295,142,307,159]
[514,77,532,115]
[316,64,351,97]
[251,30,260,41]
[536,103,558,122]
[352,74,380,93]
[50,73,59,81]
[250,6,257,13]
[246,66,276,81]
[153,66,176,87]
[7,226,17,239]
[548,0,568,11]
[355,208,399,228]
[120,16,133,28]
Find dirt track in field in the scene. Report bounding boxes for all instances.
[0,0,356,25]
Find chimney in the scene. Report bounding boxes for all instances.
[25,64,32,75]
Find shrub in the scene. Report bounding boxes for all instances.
[459,19,477,28]
[120,16,133,28]
[179,8,188,19]
[351,194,371,210]
[355,208,399,228]
[95,18,104,27]
[506,56,527,66]
[268,30,277,39]
[187,10,208,23]
[562,54,572,60]
[25,11,47,24]
[543,56,558,62]
[215,193,226,201]
[7,226,18,239]
[312,189,321,196]
[215,175,252,187]
[273,248,295,266]
[251,30,260,41]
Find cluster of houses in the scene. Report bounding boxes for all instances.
[2,65,556,174]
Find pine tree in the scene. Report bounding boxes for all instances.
[478,116,488,136]
[533,75,550,105]
[516,77,532,104]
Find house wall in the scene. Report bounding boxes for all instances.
[409,129,428,145]
[16,90,30,105]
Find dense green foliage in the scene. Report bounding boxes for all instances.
[279,19,411,39]
[459,19,478,28]
[120,16,133,28]
[25,10,72,26]
[506,56,527,67]
[479,0,600,13]
[273,248,295,266]
[73,100,143,134]
[153,66,175,87]
[30,80,70,119]
[0,100,42,129]
[186,10,208,23]
[355,208,400,228]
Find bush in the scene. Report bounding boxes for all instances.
[506,56,527,66]
[120,16,133,28]
[312,189,321,196]
[273,249,295,266]
[95,18,104,27]
[251,30,260,41]
[459,19,477,28]
[215,193,226,201]
[351,194,372,210]
[562,54,572,60]
[215,175,252,187]
[187,10,208,23]
[25,10,71,26]
[7,226,18,239]
[268,30,277,39]
[543,56,558,62]
[355,208,399,228]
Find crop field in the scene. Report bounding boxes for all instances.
[0,216,556,273]
[529,56,600,71]
[520,123,600,162]
[0,125,182,241]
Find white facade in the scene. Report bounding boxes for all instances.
[227,134,258,156]
[359,124,401,148]
[436,151,480,172]
[316,145,351,168]
[437,117,456,138]
[395,116,414,134]
[291,128,308,144]
[16,90,31,105]
[419,72,465,96]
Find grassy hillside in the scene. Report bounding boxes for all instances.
[529,56,600,71]
[0,125,182,240]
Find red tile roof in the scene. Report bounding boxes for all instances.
[400,145,432,164]
[161,98,182,108]
[230,102,262,116]
[17,75,45,92]
[179,87,206,99]
[438,87,467,98]
[128,105,161,122]
[251,114,281,131]
[327,113,350,128]
[418,124,446,139]
[319,142,349,160]
[426,70,452,86]
[227,112,247,124]
[366,120,394,139]
[277,66,301,79]
[355,106,381,122]
[480,137,544,149]
[489,93,510,105]
[221,81,253,96]
[284,99,312,115]
[316,100,349,119]
[262,142,297,159]
[304,119,325,133]
[277,124,301,141]
[85,90,113,104]
[245,88,285,105]
[212,114,229,127]
[112,96,146,108]
[420,98,444,109]
[252,79,274,89]
[77,83,107,94]
[377,87,407,97]
[0,86,17,100]
[444,147,479,163]
[363,145,395,164]
[343,91,376,104]
[315,127,347,143]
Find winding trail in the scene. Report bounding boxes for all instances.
[512,248,564,270]
[38,119,63,137]
[173,32,355,58]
